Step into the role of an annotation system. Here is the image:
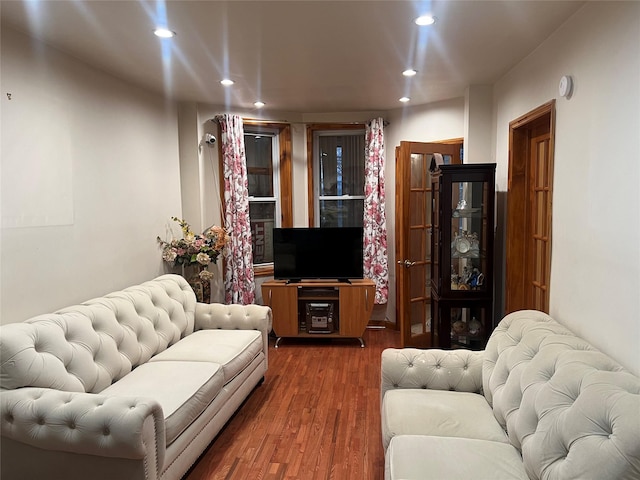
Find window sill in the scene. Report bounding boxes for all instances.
[254,264,274,277]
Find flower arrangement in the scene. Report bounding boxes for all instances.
[157,217,229,281]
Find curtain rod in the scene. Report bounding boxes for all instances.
[210,116,286,124]
[210,116,389,126]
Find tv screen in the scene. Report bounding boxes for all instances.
[273,227,364,282]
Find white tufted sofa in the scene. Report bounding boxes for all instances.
[381,310,640,480]
[0,274,272,480]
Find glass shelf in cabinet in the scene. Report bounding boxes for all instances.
[452,208,481,218]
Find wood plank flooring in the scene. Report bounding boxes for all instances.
[184,327,401,480]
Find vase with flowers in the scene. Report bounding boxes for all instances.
[157,217,229,303]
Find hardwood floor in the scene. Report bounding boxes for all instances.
[184,327,401,480]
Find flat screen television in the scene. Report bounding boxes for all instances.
[273,227,364,282]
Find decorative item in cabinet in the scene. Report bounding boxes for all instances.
[305,302,336,333]
[430,163,496,349]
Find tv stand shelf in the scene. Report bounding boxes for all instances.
[262,279,375,348]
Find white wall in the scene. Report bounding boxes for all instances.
[1,26,182,323]
[464,85,494,164]
[493,2,640,374]
[385,98,465,148]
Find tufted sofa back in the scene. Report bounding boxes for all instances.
[1,274,196,394]
[483,310,640,479]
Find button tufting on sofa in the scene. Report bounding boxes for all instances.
[0,274,272,480]
[381,309,640,480]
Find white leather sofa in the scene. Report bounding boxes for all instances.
[381,310,640,480]
[0,274,272,480]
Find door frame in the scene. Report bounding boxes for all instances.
[506,100,555,313]
[395,140,462,347]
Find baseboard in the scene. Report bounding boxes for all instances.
[366,319,398,330]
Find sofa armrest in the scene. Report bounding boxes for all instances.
[381,348,484,400]
[1,387,165,467]
[195,303,273,365]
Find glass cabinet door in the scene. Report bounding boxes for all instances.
[429,163,495,349]
[448,305,489,349]
[449,180,489,294]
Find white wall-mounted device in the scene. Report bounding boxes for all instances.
[559,75,573,98]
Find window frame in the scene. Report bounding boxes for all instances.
[245,127,280,269]
[306,123,365,227]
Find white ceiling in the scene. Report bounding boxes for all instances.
[1,0,585,113]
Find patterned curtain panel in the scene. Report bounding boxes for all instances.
[219,114,256,304]
[363,117,389,304]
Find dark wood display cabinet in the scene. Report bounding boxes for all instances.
[430,163,496,350]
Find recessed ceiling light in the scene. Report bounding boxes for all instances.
[403,69,417,77]
[254,101,265,108]
[220,79,234,86]
[415,15,436,26]
[399,97,410,103]
[153,27,175,38]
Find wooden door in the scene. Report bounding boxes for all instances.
[395,141,461,347]
[506,101,555,313]
[528,131,552,310]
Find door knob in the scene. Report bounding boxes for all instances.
[397,259,416,268]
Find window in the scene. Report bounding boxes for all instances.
[246,129,279,266]
[243,121,292,275]
[308,125,365,227]
[216,120,291,276]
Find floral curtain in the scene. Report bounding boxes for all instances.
[218,114,255,304]
[363,117,389,304]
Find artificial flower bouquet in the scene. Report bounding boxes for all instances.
[157,216,229,281]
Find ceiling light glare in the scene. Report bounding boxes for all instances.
[153,27,175,38]
[220,79,235,86]
[399,97,410,103]
[415,15,436,26]
[254,101,265,108]
[403,69,417,77]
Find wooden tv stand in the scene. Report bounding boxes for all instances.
[261,279,375,348]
